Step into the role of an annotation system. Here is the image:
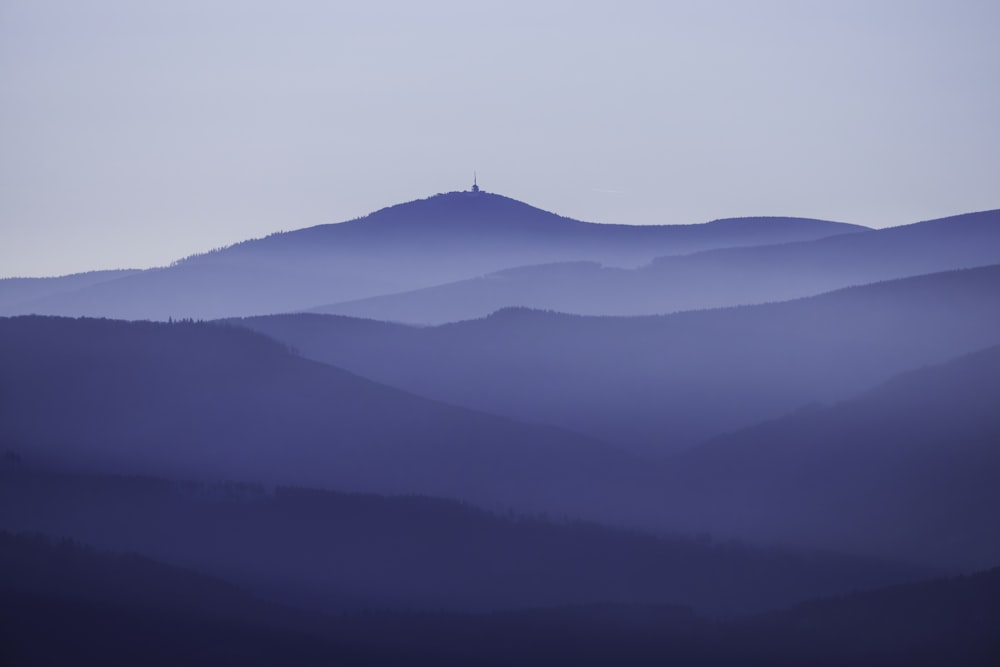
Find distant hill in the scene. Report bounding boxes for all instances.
[0,191,864,320]
[0,315,648,521]
[0,269,140,312]
[310,208,1000,323]
[232,264,1000,456]
[657,343,1000,571]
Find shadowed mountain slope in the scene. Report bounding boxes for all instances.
[0,315,652,520]
[233,264,1000,456]
[0,191,864,320]
[1,529,996,666]
[658,343,1000,571]
[0,471,917,616]
[734,567,1000,666]
[0,530,301,628]
[311,208,1000,323]
[0,531,376,667]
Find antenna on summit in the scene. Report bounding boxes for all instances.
[471,172,480,193]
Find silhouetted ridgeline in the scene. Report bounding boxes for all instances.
[1,531,997,666]
[233,264,1000,456]
[310,208,1000,323]
[0,191,864,320]
[0,315,655,523]
[0,469,917,616]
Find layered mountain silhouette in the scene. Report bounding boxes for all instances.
[232,264,1000,456]
[310,208,1000,323]
[0,530,403,666]
[656,342,1000,571]
[3,187,998,665]
[0,471,914,616]
[0,191,864,320]
[0,315,651,521]
[2,529,996,666]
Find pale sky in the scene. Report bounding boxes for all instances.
[2,0,998,277]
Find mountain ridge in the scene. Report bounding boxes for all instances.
[658,342,1000,570]
[233,263,1000,456]
[0,314,657,523]
[0,190,867,320]
[309,208,1000,323]
[246,190,866,236]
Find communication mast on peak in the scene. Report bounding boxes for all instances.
[471,172,480,193]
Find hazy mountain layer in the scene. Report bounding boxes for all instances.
[234,264,1000,456]
[2,529,996,666]
[0,269,140,312]
[0,471,914,616]
[0,315,651,521]
[0,191,864,320]
[656,342,1000,571]
[311,208,1000,323]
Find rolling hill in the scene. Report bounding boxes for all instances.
[0,315,649,520]
[657,342,1000,571]
[233,264,1000,456]
[0,471,915,616]
[2,529,996,666]
[0,269,140,312]
[0,190,864,320]
[310,208,1000,323]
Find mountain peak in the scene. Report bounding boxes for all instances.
[351,190,587,232]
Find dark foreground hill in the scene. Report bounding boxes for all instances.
[312,208,1000,323]
[656,342,1000,571]
[233,264,1000,456]
[2,531,996,666]
[0,469,917,616]
[0,191,864,321]
[0,315,650,521]
[0,530,398,666]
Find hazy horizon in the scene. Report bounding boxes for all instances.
[2,0,999,277]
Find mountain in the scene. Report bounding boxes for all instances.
[2,529,996,666]
[0,469,916,616]
[0,315,651,521]
[0,530,299,628]
[231,264,1000,456]
[0,530,386,666]
[0,190,865,320]
[656,343,1000,571]
[734,567,1000,666]
[0,269,140,312]
[310,208,1000,323]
